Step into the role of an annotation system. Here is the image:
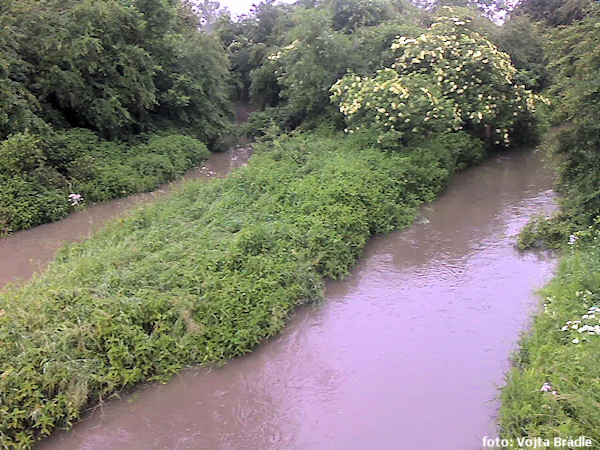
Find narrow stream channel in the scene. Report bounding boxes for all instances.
[0,146,252,289]
[34,146,557,449]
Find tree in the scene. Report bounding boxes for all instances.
[0,8,46,139]
[331,10,541,147]
[411,0,511,19]
[545,7,600,225]
[511,0,592,27]
[0,0,231,144]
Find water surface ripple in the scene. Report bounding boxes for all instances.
[36,147,556,450]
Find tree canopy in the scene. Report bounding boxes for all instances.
[0,0,230,143]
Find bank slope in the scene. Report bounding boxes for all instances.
[0,131,482,447]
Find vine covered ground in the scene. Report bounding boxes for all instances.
[0,131,482,447]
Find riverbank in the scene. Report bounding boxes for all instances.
[499,235,600,445]
[0,130,482,447]
[37,145,557,450]
[0,146,252,289]
[0,132,211,236]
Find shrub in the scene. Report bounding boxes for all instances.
[0,175,68,236]
[0,133,46,176]
[0,130,210,234]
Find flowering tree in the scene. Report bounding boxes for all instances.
[331,70,457,145]
[331,9,543,147]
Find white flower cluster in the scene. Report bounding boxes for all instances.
[331,9,540,146]
[561,299,600,343]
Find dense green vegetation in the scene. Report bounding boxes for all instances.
[0,130,483,447]
[499,0,600,445]
[1,0,549,235]
[0,0,229,234]
[0,0,598,446]
[217,0,538,133]
[331,12,541,147]
[0,131,209,235]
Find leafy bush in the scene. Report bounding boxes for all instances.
[0,131,483,446]
[331,70,457,147]
[0,131,210,235]
[0,175,69,236]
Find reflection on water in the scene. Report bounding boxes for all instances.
[37,148,556,450]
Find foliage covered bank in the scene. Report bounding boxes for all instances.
[0,3,544,445]
[0,131,483,447]
[499,1,600,445]
[0,0,230,235]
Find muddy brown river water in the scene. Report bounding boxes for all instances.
[8,146,556,450]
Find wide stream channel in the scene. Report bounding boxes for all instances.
[14,145,556,450]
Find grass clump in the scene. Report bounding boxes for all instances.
[0,130,210,236]
[500,224,600,445]
[0,130,481,447]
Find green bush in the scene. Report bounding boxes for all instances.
[0,133,46,176]
[0,131,483,447]
[0,175,69,236]
[0,131,210,235]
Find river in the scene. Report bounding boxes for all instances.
[9,146,556,449]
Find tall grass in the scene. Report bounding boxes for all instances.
[0,131,482,447]
[500,236,600,445]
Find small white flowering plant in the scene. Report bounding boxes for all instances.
[557,289,600,344]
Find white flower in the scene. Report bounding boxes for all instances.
[68,193,83,206]
[572,338,580,344]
